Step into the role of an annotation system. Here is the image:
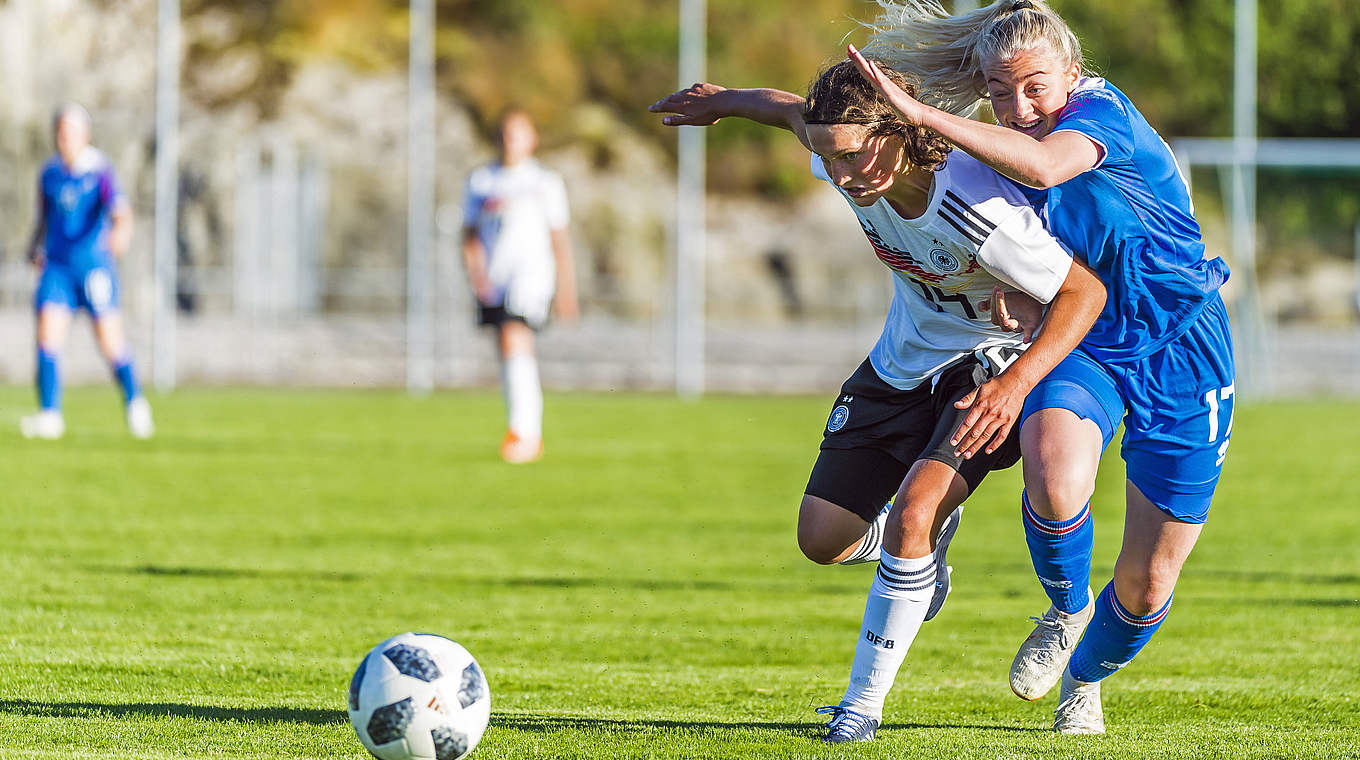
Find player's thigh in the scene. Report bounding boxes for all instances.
[36,304,73,350]
[498,318,536,357]
[1019,351,1122,518]
[797,492,880,565]
[801,361,929,556]
[1119,297,1235,523]
[918,354,1026,497]
[34,267,78,347]
[75,265,120,316]
[92,310,128,359]
[1112,481,1204,615]
[884,458,970,558]
[878,356,1018,555]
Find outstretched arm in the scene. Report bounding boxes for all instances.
[847,45,1099,189]
[549,227,579,323]
[107,200,133,259]
[461,228,496,306]
[27,180,46,269]
[949,258,1105,458]
[650,84,814,151]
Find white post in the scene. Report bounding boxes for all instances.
[1353,217,1360,319]
[271,136,300,316]
[152,0,180,390]
[1232,0,1269,396]
[233,141,259,319]
[407,0,436,394]
[675,0,707,398]
[298,153,327,314]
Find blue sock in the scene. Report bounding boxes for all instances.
[1069,581,1172,683]
[37,348,61,411]
[1021,490,1093,614]
[112,357,141,405]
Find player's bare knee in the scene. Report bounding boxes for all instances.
[1025,467,1094,520]
[1113,567,1175,616]
[796,530,844,565]
[883,501,933,558]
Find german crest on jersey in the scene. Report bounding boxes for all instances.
[827,402,851,433]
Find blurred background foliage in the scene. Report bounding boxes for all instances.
[180,0,1360,270]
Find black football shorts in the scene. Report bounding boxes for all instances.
[804,351,1023,522]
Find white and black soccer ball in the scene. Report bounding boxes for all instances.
[347,632,491,760]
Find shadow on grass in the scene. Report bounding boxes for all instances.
[1257,597,1360,608]
[0,701,1044,736]
[87,564,871,595]
[1185,568,1360,586]
[493,712,1045,735]
[130,564,364,583]
[0,699,345,725]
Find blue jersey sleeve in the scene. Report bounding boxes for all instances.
[96,165,125,211]
[1052,85,1135,167]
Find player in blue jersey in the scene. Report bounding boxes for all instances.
[21,103,153,440]
[849,0,1235,734]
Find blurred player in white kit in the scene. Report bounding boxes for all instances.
[461,109,579,463]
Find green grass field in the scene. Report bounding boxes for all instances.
[0,386,1356,759]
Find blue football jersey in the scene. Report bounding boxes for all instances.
[1025,79,1230,362]
[39,147,125,268]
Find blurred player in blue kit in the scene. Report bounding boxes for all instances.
[855,0,1235,735]
[462,110,579,463]
[21,103,153,440]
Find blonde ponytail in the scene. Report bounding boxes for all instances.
[861,0,1084,115]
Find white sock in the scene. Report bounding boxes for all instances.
[502,354,542,439]
[840,550,936,720]
[839,501,892,565]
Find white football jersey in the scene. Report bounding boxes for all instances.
[811,151,1073,390]
[462,159,569,324]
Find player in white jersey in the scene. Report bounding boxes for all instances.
[651,58,1105,742]
[462,110,579,463]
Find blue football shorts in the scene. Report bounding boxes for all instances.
[1020,295,1235,523]
[35,262,121,317]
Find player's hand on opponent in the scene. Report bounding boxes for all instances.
[952,287,1046,459]
[846,44,929,126]
[978,286,1045,343]
[950,372,1025,460]
[649,83,729,126]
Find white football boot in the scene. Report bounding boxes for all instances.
[127,397,155,439]
[20,410,65,440]
[1053,668,1105,734]
[923,505,963,621]
[1010,588,1094,700]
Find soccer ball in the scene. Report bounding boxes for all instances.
[347,632,491,760]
